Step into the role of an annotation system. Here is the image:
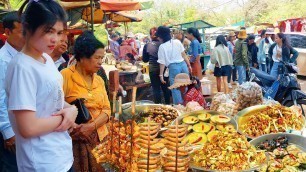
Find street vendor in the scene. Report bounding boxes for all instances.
[169,73,206,107]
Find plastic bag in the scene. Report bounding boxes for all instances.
[233,82,263,114]
[210,92,230,111]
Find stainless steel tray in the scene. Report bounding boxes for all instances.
[172,110,237,130]
[121,100,154,110]
[122,104,181,123]
[235,105,306,139]
[249,133,306,151]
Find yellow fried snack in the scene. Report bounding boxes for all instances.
[240,105,305,138]
[182,116,199,124]
[192,132,266,171]
[197,113,211,121]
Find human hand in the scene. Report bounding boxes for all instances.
[78,123,96,141]
[246,67,250,71]
[53,106,78,132]
[254,63,258,68]
[4,136,15,153]
[160,75,166,84]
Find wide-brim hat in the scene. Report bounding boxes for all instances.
[126,32,135,38]
[237,30,247,39]
[168,73,192,89]
[228,31,236,37]
[155,26,171,38]
[266,28,275,34]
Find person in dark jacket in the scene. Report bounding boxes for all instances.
[234,30,248,84]
[142,27,171,104]
[268,33,299,77]
[246,34,258,68]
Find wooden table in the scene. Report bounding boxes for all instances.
[123,82,151,102]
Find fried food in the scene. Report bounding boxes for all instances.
[191,132,266,171]
[239,105,305,138]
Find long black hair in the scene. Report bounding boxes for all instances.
[19,0,67,36]
[277,33,291,48]
[155,26,171,43]
[187,27,202,43]
[215,35,227,47]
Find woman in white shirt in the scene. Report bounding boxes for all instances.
[156,26,192,105]
[5,0,77,171]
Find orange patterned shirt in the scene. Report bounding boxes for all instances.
[61,65,111,141]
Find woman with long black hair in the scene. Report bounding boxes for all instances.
[186,27,203,80]
[268,33,299,78]
[5,0,77,171]
[211,35,233,93]
[156,26,192,105]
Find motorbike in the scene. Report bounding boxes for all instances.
[250,64,306,115]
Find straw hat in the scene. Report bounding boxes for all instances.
[237,30,247,39]
[126,32,135,38]
[266,28,275,34]
[228,31,236,37]
[168,73,192,90]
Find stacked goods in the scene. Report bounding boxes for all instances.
[91,118,141,171]
[238,105,305,138]
[163,125,191,172]
[233,82,263,114]
[191,132,267,171]
[136,122,164,172]
[139,106,179,127]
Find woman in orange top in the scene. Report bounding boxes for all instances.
[61,31,110,172]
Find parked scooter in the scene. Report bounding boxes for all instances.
[250,66,306,115]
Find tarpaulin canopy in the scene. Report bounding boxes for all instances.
[59,1,90,10]
[82,7,142,24]
[100,0,141,12]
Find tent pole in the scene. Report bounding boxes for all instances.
[90,0,94,32]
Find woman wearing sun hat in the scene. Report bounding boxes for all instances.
[234,30,248,84]
[168,73,206,107]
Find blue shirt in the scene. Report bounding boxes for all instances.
[0,41,18,140]
[188,39,203,63]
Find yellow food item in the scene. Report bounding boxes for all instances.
[210,115,231,124]
[207,130,221,142]
[197,113,211,121]
[182,116,199,124]
[183,132,207,145]
[239,105,305,138]
[193,122,214,133]
[192,132,266,171]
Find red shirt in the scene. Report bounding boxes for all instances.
[183,87,206,107]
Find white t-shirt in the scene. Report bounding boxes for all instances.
[157,39,185,67]
[272,45,282,62]
[5,52,73,172]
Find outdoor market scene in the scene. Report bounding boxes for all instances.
[1,0,306,171]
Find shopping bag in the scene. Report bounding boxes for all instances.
[264,80,280,99]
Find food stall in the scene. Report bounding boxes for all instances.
[90,78,306,172]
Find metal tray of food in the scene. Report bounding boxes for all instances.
[249,133,306,151]
[121,100,154,111]
[172,110,237,130]
[235,105,306,139]
[190,163,268,172]
[122,104,181,124]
